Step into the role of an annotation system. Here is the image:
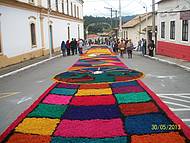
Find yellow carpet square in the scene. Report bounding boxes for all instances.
[15,118,60,135]
[76,88,112,96]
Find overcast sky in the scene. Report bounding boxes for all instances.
[83,0,160,17]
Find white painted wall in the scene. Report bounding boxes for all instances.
[157,0,190,46]
[0,0,84,58]
[122,15,153,47]
[43,16,84,49]
[0,5,42,57]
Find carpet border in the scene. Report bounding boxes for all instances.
[0,83,57,142]
[137,80,190,140]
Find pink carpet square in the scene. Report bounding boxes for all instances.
[42,94,72,105]
[54,118,126,138]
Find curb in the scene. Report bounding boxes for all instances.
[0,54,62,79]
[144,55,190,72]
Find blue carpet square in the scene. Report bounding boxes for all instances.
[62,105,120,120]
[125,113,173,135]
[50,88,77,95]
[51,136,128,143]
[111,81,138,88]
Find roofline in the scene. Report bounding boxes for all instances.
[122,12,153,28]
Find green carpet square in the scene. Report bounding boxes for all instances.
[115,92,151,104]
[28,103,67,118]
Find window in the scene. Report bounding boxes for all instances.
[30,23,36,47]
[161,22,165,38]
[74,4,76,17]
[182,20,188,41]
[29,0,34,4]
[62,0,64,14]
[67,0,69,15]
[170,21,175,40]
[77,6,79,18]
[78,25,80,39]
[48,0,51,9]
[68,26,70,40]
[71,2,73,16]
[55,0,58,11]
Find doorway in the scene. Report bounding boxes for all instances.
[49,25,54,53]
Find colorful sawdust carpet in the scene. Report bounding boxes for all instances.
[0,46,190,143]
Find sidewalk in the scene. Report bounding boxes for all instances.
[0,46,91,78]
[134,51,190,72]
[0,51,62,77]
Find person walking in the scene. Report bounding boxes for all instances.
[70,38,75,55]
[148,39,155,57]
[78,39,83,55]
[113,40,118,53]
[126,39,134,59]
[74,39,78,54]
[118,39,125,58]
[66,40,70,56]
[61,40,66,57]
[141,38,146,56]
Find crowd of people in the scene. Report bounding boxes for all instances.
[60,37,155,58]
[61,38,84,57]
[112,38,155,58]
[137,38,155,57]
[112,38,134,59]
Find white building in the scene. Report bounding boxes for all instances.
[121,13,154,47]
[0,0,84,68]
[157,0,190,61]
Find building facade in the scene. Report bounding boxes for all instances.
[0,0,84,68]
[121,13,154,47]
[157,0,190,61]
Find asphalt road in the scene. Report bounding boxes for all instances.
[0,55,79,134]
[0,52,190,135]
[121,53,190,127]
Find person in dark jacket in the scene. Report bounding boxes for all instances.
[148,39,154,57]
[70,38,75,55]
[74,39,78,54]
[126,39,133,59]
[66,40,70,56]
[61,41,66,56]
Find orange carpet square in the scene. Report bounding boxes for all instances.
[7,133,51,143]
[131,132,187,143]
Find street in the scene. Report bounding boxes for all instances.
[0,52,190,135]
[122,53,190,127]
[0,55,79,134]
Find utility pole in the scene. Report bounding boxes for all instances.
[104,7,113,29]
[143,5,148,53]
[119,0,122,40]
[112,10,118,28]
[152,0,156,53]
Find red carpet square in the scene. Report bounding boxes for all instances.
[131,132,187,143]
[119,102,159,116]
[42,94,72,105]
[6,133,51,143]
[54,118,126,138]
[79,83,110,89]
[70,95,116,106]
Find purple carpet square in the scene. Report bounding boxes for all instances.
[62,105,120,120]
[112,86,144,94]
